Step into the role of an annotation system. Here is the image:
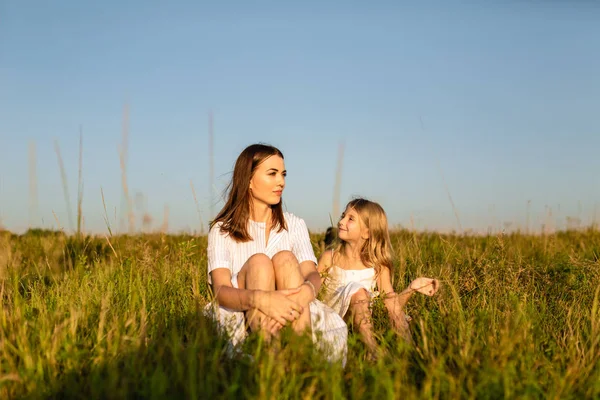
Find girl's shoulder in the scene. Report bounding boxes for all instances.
[317,249,336,273]
[319,249,335,263]
[320,249,349,268]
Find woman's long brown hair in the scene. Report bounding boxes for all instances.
[210,143,287,242]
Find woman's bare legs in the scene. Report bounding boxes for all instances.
[349,289,378,358]
[272,251,311,334]
[237,253,276,337]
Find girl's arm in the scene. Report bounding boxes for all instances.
[316,249,334,284]
[377,269,439,335]
[377,267,413,310]
[379,270,440,300]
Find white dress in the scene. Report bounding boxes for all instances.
[204,212,347,365]
[321,265,377,318]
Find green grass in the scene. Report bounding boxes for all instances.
[1,228,599,399]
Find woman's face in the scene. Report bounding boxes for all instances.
[249,155,286,207]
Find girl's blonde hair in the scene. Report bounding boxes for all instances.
[334,198,393,277]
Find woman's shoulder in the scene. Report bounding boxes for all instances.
[208,221,229,239]
[283,212,308,228]
[209,220,223,231]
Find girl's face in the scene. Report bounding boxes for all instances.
[338,206,369,243]
[249,155,286,207]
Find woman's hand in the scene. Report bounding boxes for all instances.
[285,283,315,308]
[256,288,305,326]
[262,317,284,335]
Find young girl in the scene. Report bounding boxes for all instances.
[205,143,347,363]
[318,198,439,357]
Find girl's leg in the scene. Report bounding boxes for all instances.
[349,289,378,358]
[237,253,276,336]
[271,251,311,334]
[384,294,413,344]
[386,290,413,311]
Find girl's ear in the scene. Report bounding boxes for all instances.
[361,227,370,241]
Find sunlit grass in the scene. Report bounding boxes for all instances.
[1,228,599,399]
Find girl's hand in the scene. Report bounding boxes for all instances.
[409,277,439,296]
[257,289,305,326]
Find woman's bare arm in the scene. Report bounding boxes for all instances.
[300,260,322,295]
[210,268,260,311]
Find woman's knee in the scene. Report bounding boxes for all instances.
[245,253,275,279]
[272,250,298,271]
[247,253,271,265]
[272,250,297,265]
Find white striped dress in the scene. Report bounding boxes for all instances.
[205,212,347,364]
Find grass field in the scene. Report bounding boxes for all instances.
[1,228,599,399]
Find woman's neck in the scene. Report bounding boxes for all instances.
[251,203,272,223]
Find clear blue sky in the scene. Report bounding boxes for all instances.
[1,1,599,234]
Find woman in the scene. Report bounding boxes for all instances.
[205,143,347,363]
